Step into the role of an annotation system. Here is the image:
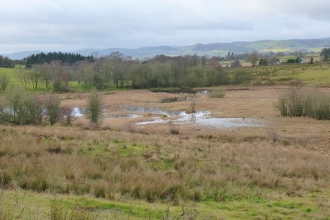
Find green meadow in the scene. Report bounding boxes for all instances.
[2,188,327,219]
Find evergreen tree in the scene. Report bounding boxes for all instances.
[321,48,329,62]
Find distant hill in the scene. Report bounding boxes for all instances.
[1,51,41,60]
[2,37,330,60]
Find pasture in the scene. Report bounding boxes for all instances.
[1,86,330,219]
[1,61,329,94]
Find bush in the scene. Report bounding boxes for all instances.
[85,89,103,125]
[0,87,67,125]
[60,106,75,125]
[231,70,251,85]
[44,95,61,125]
[0,87,43,125]
[277,88,330,120]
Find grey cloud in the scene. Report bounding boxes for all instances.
[1,0,330,53]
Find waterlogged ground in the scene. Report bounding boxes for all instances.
[2,86,330,219]
[127,106,264,129]
[65,87,330,147]
[73,106,264,130]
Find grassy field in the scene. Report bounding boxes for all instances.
[0,67,129,93]
[1,87,330,219]
[1,59,329,93]
[224,63,330,87]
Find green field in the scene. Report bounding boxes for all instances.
[1,59,329,94]
[2,188,327,219]
[0,67,130,93]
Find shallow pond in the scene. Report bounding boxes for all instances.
[71,106,263,129]
[72,107,85,117]
[127,106,263,129]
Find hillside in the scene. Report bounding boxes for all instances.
[2,37,330,60]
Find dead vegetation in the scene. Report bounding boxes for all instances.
[0,118,330,204]
[1,86,330,218]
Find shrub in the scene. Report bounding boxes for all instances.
[0,87,43,125]
[186,94,196,114]
[85,89,103,125]
[60,106,75,125]
[231,70,251,85]
[0,88,67,125]
[44,95,61,125]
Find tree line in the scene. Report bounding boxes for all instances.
[10,52,228,91]
[2,47,329,92]
[24,52,94,67]
[0,55,15,67]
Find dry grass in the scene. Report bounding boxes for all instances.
[0,120,330,203]
[1,86,330,218]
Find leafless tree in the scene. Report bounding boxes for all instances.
[107,52,130,88]
[248,51,259,67]
[15,69,30,90]
[40,63,53,90]
[0,76,9,91]
[29,65,41,89]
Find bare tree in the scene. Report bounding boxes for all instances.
[40,63,53,90]
[0,76,9,92]
[15,69,30,90]
[248,51,259,67]
[73,60,89,85]
[269,57,279,65]
[29,66,41,89]
[107,52,130,88]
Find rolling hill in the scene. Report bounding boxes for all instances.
[2,37,330,60]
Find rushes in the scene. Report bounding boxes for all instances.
[1,125,330,205]
[277,88,330,119]
[168,121,179,135]
[208,90,225,98]
[50,202,98,220]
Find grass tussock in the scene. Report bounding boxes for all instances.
[168,121,179,135]
[1,125,330,205]
[50,202,98,220]
[208,89,225,98]
[277,88,330,119]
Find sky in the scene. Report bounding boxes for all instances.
[1,0,330,54]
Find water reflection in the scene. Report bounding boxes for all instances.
[70,105,263,129]
[72,107,85,117]
[124,106,179,117]
[128,106,263,129]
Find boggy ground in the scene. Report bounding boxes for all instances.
[63,86,330,152]
[1,86,330,219]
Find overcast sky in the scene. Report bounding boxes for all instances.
[1,0,330,53]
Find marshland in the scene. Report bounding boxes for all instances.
[1,53,330,219]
